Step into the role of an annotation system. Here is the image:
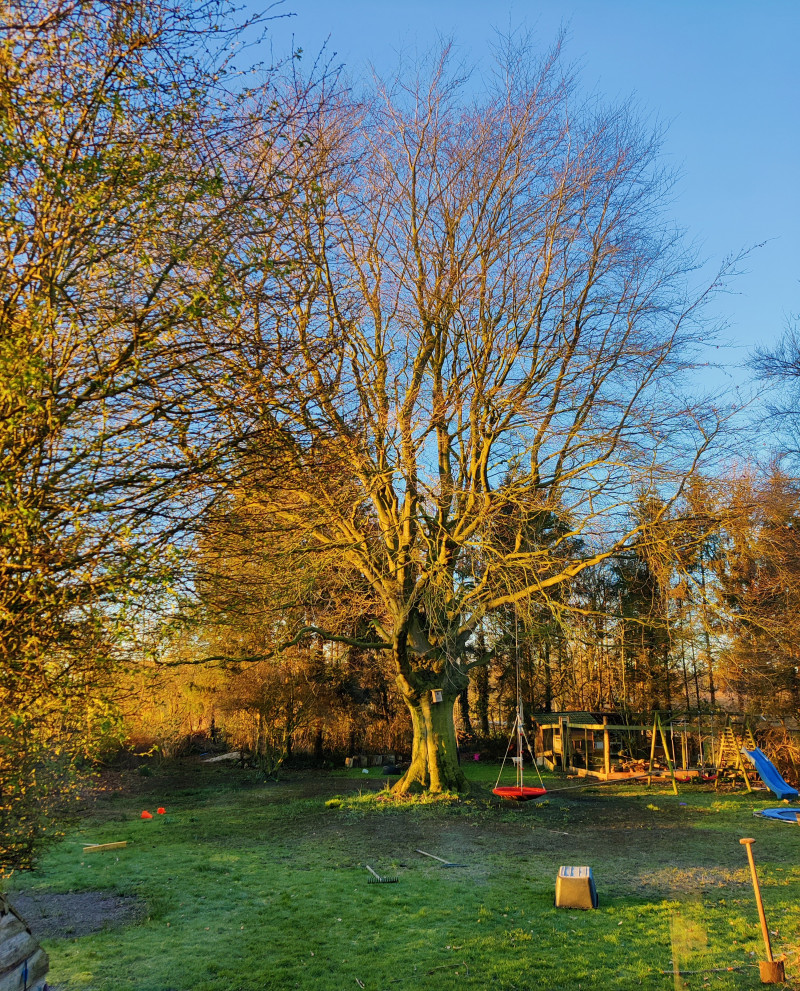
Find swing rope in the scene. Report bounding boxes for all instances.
[494,721,518,792]
[493,610,546,797]
[541,770,657,794]
[493,710,544,790]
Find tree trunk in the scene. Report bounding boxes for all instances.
[543,642,553,712]
[314,722,324,760]
[457,688,474,737]
[392,688,468,794]
[699,560,717,706]
[475,664,490,736]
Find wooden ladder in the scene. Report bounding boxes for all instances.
[715,720,753,792]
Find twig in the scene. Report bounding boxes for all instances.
[659,965,750,975]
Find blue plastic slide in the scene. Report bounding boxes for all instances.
[744,748,799,800]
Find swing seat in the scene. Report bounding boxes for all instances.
[492,785,547,802]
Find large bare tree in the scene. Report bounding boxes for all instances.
[205,43,727,793]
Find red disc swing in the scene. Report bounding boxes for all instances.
[492,706,547,801]
[492,618,547,801]
[493,786,548,801]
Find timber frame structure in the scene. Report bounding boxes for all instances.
[530,710,796,796]
[534,711,680,794]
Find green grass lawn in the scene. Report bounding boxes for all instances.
[6,761,800,990]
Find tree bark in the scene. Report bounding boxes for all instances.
[699,559,717,706]
[386,620,472,794]
[542,642,553,712]
[314,722,324,760]
[392,688,468,794]
[457,688,474,737]
[475,651,491,736]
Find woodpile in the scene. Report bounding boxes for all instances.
[0,894,48,991]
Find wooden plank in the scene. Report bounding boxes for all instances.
[572,766,667,781]
[0,930,38,975]
[0,902,28,929]
[83,841,128,853]
[27,948,49,985]
[648,714,658,786]
[536,721,650,732]
[0,916,26,938]
[0,948,48,991]
[654,712,679,796]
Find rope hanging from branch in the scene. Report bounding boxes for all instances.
[493,611,547,802]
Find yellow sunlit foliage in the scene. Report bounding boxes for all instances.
[0,0,320,868]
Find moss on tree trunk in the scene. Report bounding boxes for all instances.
[392,689,468,794]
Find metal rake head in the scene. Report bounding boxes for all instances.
[366,864,398,884]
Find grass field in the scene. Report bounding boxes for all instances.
[6,761,800,990]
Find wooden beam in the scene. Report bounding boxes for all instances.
[655,712,679,796]
[535,721,650,733]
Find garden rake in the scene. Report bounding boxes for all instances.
[365,864,398,884]
[415,849,466,867]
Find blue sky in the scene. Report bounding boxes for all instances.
[257,0,799,391]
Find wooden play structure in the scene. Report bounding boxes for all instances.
[534,711,678,780]
[713,717,757,791]
[531,710,794,795]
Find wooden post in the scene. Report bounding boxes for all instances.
[603,716,611,777]
[647,713,658,786]
[656,712,679,796]
[730,719,753,793]
[697,711,704,768]
[713,717,722,789]
[740,747,754,793]
[740,838,785,984]
[709,715,717,769]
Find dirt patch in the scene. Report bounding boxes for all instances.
[637,864,751,895]
[8,890,146,941]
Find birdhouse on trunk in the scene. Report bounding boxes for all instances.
[0,894,49,991]
[430,689,443,704]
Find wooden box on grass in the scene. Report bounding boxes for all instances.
[555,866,598,910]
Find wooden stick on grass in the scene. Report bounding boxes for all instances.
[739,838,785,984]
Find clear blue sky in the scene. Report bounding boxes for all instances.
[257,0,799,389]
